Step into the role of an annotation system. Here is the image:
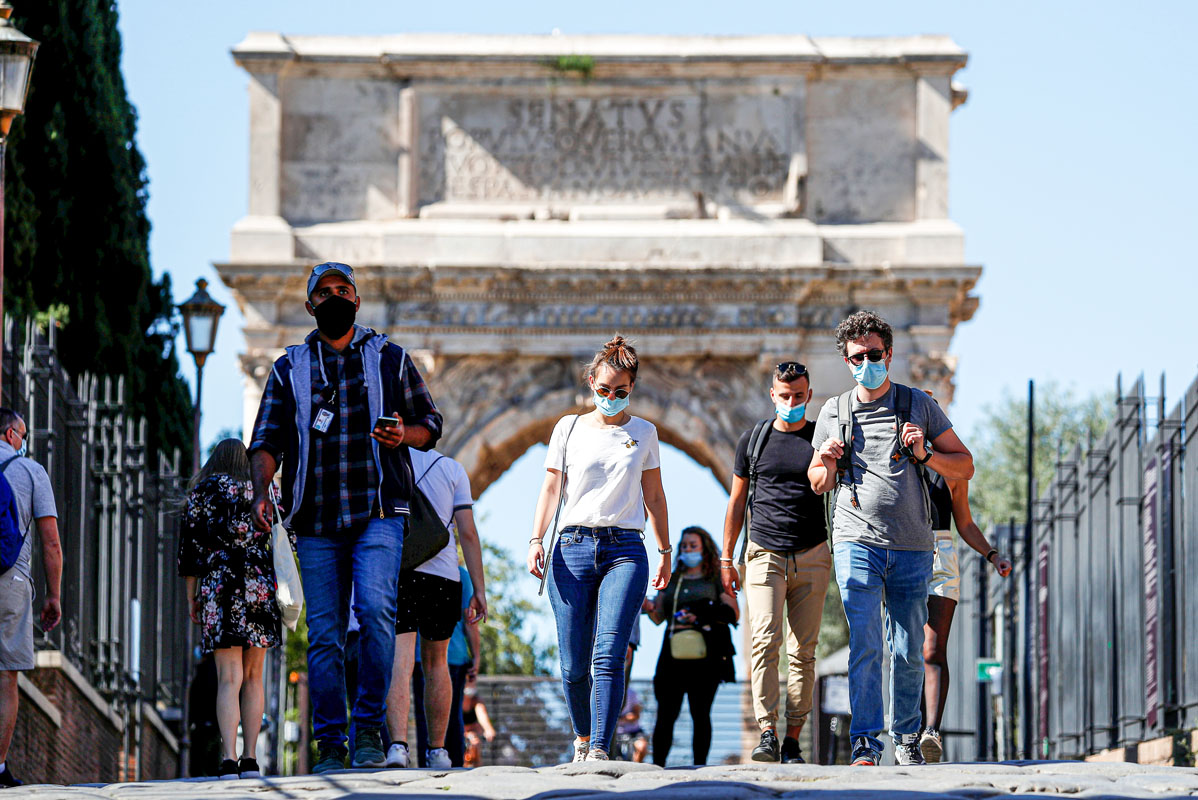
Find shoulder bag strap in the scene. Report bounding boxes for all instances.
[893,383,934,526]
[538,414,580,597]
[668,576,684,639]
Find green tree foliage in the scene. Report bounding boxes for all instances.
[967,382,1111,528]
[478,539,556,675]
[5,0,193,462]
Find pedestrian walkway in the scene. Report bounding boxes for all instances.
[8,760,1198,798]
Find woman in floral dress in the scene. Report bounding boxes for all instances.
[179,438,286,780]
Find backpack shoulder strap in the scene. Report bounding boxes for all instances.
[737,420,772,565]
[894,382,913,427]
[0,456,20,474]
[415,454,446,486]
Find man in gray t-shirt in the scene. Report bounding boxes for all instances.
[0,409,63,788]
[808,311,973,767]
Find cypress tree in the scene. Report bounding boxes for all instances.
[4,0,193,462]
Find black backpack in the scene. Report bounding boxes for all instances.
[826,383,933,531]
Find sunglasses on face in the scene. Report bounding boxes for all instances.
[594,385,631,400]
[775,361,808,377]
[846,349,887,366]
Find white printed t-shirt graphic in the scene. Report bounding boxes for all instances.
[544,415,661,531]
[410,448,474,582]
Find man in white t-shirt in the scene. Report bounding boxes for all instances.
[385,449,487,770]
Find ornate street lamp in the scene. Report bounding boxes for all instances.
[178,278,225,474]
[176,277,223,777]
[0,2,38,400]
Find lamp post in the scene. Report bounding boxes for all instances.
[178,278,225,474]
[176,277,224,776]
[0,3,38,400]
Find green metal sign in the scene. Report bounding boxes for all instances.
[976,659,1002,682]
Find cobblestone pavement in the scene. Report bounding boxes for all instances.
[9,761,1198,799]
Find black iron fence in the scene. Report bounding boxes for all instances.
[939,371,1198,762]
[2,318,191,711]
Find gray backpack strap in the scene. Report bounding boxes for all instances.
[893,383,934,527]
[737,420,772,566]
[539,414,580,597]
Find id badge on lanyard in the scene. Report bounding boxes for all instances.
[312,343,338,434]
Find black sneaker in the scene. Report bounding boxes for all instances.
[850,736,881,766]
[750,728,780,762]
[218,758,240,780]
[0,766,21,787]
[313,743,348,774]
[351,727,387,768]
[780,736,805,764]
[238,756,261,778]
[894,732,926,766]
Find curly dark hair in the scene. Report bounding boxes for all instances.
[834,310,894,356]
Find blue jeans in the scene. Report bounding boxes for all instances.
[296,517,405,749]
[833,541,932,753]
[548,526,648,753]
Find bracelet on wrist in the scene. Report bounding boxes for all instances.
[658,546,673,555]
[529,538,543,546]
[985,549,998,563]
[719,558,733,563]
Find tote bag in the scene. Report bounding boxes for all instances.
[272,499,304,631]
[667,577,707,660]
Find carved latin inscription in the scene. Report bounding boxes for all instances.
[418,94,797,205]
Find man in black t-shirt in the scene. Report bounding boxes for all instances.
[721,362,831,764]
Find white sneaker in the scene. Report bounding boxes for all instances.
[585,749,609,761]
[572,739,590,762]
[426,748,452,769]
[385,742,409,769]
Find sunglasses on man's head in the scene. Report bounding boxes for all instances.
[775,361,808,377]
[846,349,887,366]
[594,385,631,400]
[311,262,354,280]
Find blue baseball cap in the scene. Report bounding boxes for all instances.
[306,262,357,298]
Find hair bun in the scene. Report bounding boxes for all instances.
[604,334,627,352]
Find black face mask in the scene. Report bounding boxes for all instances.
[312,296,357,339]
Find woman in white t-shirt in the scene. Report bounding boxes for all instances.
[527,335,672,762]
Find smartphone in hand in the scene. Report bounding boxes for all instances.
[375,416,400,429]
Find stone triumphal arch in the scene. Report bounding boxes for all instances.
[218,33,979,493]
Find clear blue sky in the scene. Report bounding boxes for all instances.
[116,1,1196,675]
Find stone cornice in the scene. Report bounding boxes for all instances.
[232,33,966,79]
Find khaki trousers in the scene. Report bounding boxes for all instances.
[745,539,831,731]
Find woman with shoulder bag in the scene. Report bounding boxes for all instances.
[644,525,738,766]
[527,335,672,762]
[178,439,288,780]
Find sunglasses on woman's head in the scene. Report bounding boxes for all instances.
[594,385,631,400]
[846,349,887,366]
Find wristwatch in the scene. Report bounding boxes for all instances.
[917,448,933,464]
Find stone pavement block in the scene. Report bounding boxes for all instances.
[1028,762,1166,777]
[403,770,617,799]
[539,761,660,778]
[1115,772,1198,792]
[558,780,780,800]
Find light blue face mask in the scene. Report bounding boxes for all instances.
[678,551,703,568]
[851,358,888,390]
[775,402,806,423]
[593,391,630,417]
[16,440,27,458]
